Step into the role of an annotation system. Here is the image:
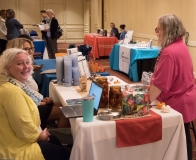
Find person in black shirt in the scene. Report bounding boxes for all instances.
[0,9,7,55]
[45,9,59,59]
[110,22,119,39]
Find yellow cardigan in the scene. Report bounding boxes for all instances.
[0,82,44,160]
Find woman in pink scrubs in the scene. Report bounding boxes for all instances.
[149,14,196,160]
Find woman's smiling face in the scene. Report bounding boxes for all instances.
[7,52,31,82]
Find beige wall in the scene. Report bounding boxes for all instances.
[90,0,102,33]
[1,0,196,71]
[0,0,85,43]
[104,0,196,72]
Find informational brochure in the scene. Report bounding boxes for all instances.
[40,69,56,74]
[38,23,50,31]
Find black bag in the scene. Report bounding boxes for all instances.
[56,26,63,39]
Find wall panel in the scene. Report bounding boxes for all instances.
[0,0,85,43]
[104,0,196,71]
[0,0,17,13]
[19,0,41,24]
[65,0,83,24]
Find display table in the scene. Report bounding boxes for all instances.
[110,44,160,82]
[69,107,187,160]
[33,39,49,59]
[49,77,187,160]
[34,59,111,97]
[49,76,128,105]
[84,34,118,59]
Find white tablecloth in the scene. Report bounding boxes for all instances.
[69,108,187,160]
[43,47,49,59]
[49,77,187,160]
[49,76,128,106]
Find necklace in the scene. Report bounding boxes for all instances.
[154,50,162,70]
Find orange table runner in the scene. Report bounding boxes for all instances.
[84,34,118,58]
[115,110,162,148]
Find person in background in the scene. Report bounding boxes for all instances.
[33,9,49,41]
[149,14,196,160]
[6,38,70,129]
[0,9,7,55]
[0,48,70,160]
[119,24,127,40]
[46,9,58,59]
[5,9,23,40]
[110,22,119,39]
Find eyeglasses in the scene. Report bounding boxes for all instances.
[155,27,161,32]
[23,47,35,52]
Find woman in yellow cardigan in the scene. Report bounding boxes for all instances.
[0,48,70,160]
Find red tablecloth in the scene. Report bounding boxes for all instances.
[84,34,118,58]
[115,110,162,148]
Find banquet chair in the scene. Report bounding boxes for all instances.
[33,52,43,59]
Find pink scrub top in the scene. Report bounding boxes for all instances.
[151,38,196,123]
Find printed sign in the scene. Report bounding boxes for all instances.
[119,45,131,74]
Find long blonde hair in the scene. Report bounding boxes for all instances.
[46,9,55,16]
[159,14,186,49]
[6,38,34,59]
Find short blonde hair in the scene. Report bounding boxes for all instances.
[6,38,34,50]
[6,38,34,58]
[158,14,186,49]
[0,48,31,75]
[46,9,55,16]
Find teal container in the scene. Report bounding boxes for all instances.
[82,96,94,122]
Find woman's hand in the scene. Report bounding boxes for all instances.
[40,97,53,106]
[148,84,162,102]
[37,128,50,142]
[33,65,43,71]
[145,85,150,92]
[42,97,53,104]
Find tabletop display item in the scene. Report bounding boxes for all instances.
[99,29,104,36]
[98,109,121,121]
[88,74,101,81]
[96,77,108,108]
[64,56,72,87]
[121,85,150,117]
[141,71,153,85]
[162,105,171,113]
[79,75,87,92]
[156,101,165,109]
[136,40,152,48]
[89,60,106,73]
[109,86,122,111]
[97,29,100,34]
[56,57,64,85]
[78,56,91,79]
[77,44,92,61]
